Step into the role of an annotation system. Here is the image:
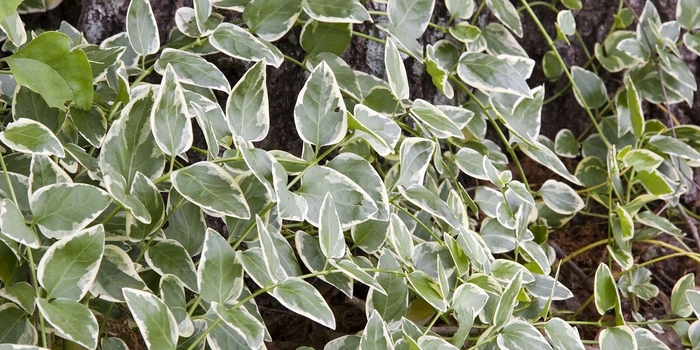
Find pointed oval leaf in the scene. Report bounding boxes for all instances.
[294,61,347,147]
[0,199,40,248]
[497,319,552,350]
[544,318,585,350]
[210,22,283,67]
[37,298,98,350]
[155,49,230,92]
[539,180,584,215]
[212,302,264,349]
[151,65,193,156]
[407,270,447,312]
[385,39,409,100]
[396,137,434,188]
[30,183,111,239]
[600,326,636,350]
[271,277,336,329]
[91,245,147,302]
[319,193,345,259]
[399,185,460,229]
[244,0,302,42]
[458,53,532,98]
[493,270,522,329]
[297,165,377,228]
[38,225,104,301]
[302,0,370,23]
[387,0,435,39]
[226,60,269,142]
[171,161,250,219]
[594,264,621,316]
[126,0,160,55]
[360,310,394,350]
[295,231,354,297]
[123,288,179,350]
[6,32,93,110]
[572,66,608,109]
[198,228,244,304]
[146,240,198,292]
[410,99,462,139]
[0,118,64,157]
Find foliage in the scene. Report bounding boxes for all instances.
[0,0,699,349]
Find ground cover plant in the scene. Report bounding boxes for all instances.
[0,0,699,349]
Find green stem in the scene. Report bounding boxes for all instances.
[517,0,610,147]
[27,249,47,348]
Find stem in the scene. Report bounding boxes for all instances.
[518,0,610,147]
[27,249,47,348]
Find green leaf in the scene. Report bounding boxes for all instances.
[388,213,414,264]
[102,337,129,350]
[126,0,160,55]
[30,183,110,239]
[351,104,401,156]
[212,302,264,349]
[193,0,212,33]
[319,193,346,259]
[490,86,544,145]
[407,270,447,312]
[327,153,389,221]
[0,118,64,157]
[687,290,700,317]
[38,225,104,301]
[0,199,40,248]
[385,39,409,100]
[160,275,194,337]
[368,252,408,322]
[295,231,353,296]
[6,32,93,110]
[163,198,206,256]
[302,0,370,23]
[37,298,98,350]
[677,0,700,30]
[498,320,553,350]
[0,0,21,22]
[0,305,35,345]
[554,129,580,158]
[493,270,522,329]
[485,0,523,37]
[151,64,193,156]
[155,49,230,92]
[300,21,351,57]
[12,87,62,133]
[244,0,302,42]
[410,99,462,139]
[210,22,283,67]
[648,135,700,162]
[198,228,243,305]
[634,328,670,350]
[271,277,336,329]
[396,137,434,187]
[91,245,147,302]
[100,89,166,192]
[255,216,287,283]
[520,140,582,185]
[146,240,199,292]
[360,311,394,350]
[561,0,582,10]
[624,75,644,138]
[387,0,435,39]
[297,165,377,228]
[539,180,584,215]
[69,107,107,148]
[458,53,532,97]
[594,264,621,316]
[621,149,663,173]
[600,326,636,350]
[446,0,474,19]
[334,259,386,294]
[399,185,460,229]
[171,161,250,219]
[557,10,576,36]
[544,318,585,350]
[294,61,347,147]
[127,173,165,241]
[123,288,179,350]
[572,66,608,109]
[451,283,487,347]
[351,220,389,254]
[0,12,26,47]
[0,282,36,314]
[671,273,695,317]
[226,60,269,142]
[418,335,458,350]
